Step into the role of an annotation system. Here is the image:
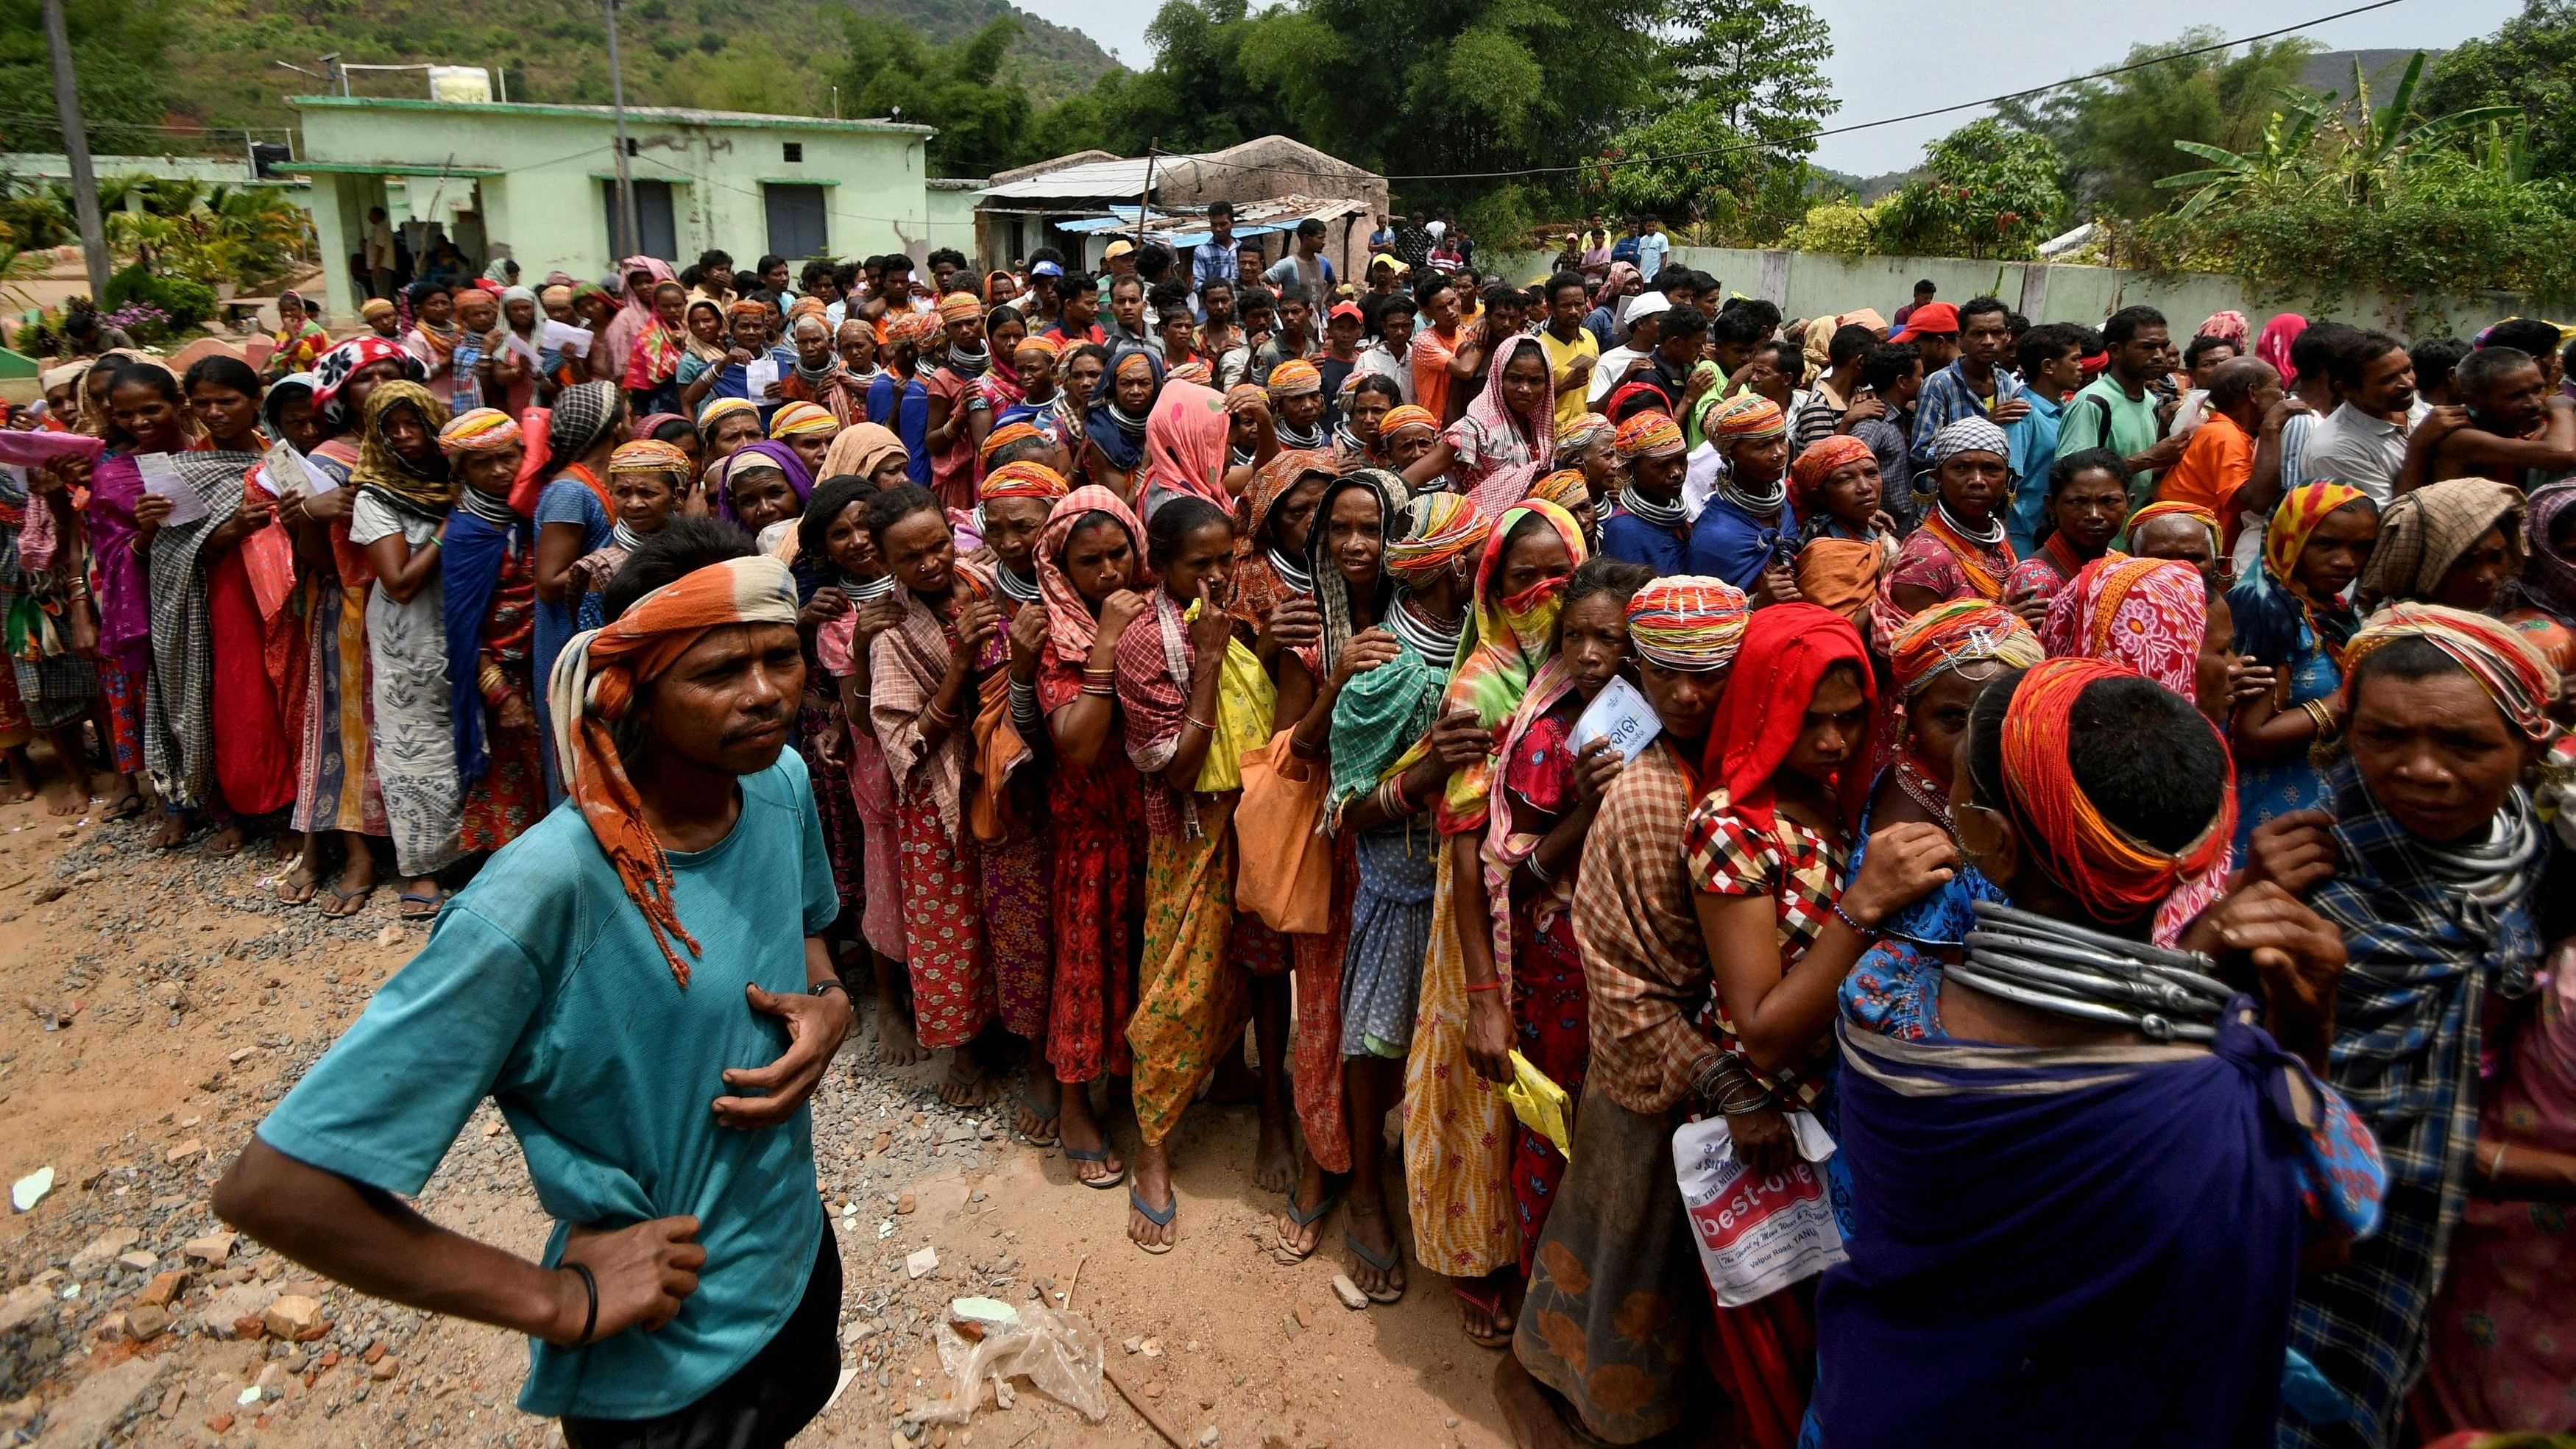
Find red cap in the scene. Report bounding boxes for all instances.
[1891,301,1958,339]
[1328,301,1364,323]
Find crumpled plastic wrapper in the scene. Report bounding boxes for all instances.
[903,1299,1108,1426]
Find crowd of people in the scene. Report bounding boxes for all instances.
[5,233,2573,1449]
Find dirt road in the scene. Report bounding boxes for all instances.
[0,786,1513,1448]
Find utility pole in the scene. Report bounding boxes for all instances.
[40,0,111,299]
[1133,138,1158,263]
[604,0,640,260]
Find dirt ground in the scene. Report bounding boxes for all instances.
[0,767,1518,1449]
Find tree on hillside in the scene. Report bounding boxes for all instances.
[838,15,1030,177]
[0,0,170,155]
[1660,0,1836,155]
[1997,28,2316,218]
[2422,0,2576,181]
[1873,118,2067,259]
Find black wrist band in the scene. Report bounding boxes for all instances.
[810,979,849,1000]
[567,1261,598,1347]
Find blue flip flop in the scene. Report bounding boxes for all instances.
[1345,1227,1405,1303]
[1064,1143,1126,1189]
[1129,1183,1177,1255]
[1278,1188,1338,1261]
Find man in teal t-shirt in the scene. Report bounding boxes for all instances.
[215,529,854,1448]
[2055,304,2190,507]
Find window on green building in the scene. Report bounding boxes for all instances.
[765,183,827,261]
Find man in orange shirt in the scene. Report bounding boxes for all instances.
[2156,356,2280,552]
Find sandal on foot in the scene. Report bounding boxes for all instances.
[317,885,376,918]
[1128,1184,1177,1254]
[1276,1189,1338,1262]
[1454,1282,1514,1348]
[1065,1144,1126,1189]
[102,793,146,823]
[398,888,446,920]
[1016,1083,1061,1147]
[275,876,319,907]
[1344,1229,1406,1303]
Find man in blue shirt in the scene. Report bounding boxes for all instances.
[214,526,854,1448]
[2001,322,2090,554]
[1908,297,2026,477]
[1634,217,1670,288]
[1191,201,1240,316]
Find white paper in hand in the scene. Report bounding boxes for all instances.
[542,319,592,359]
[743,355,780,401]
[1571,675,1660,762]
[258,439,334,497]
[136,452,210,526]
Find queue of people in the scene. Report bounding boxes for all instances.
[6,241,2569,1449]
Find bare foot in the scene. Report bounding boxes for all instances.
[1493,1349,1588,1449]
[1253,1096,1296,1194]
[1014,1073,1061,1145]
[1059,1085,1124,1186]
[1275,1158,1332,1261]
[1128,1141,1177,1252]
[1345,1197,1405,1300]
[208,821,247,857]
[877,1002,927,1066]
[0,757,35,804]
[148,811,189,850]
[938,1051,993,1108]
[39,776,84,816]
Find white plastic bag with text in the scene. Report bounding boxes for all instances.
[1671,1109,1845,1306]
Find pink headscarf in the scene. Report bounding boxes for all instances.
[1449,333,1556,514]
[2254,313,2307,379]
[2195,311,2251,347]
[1139,379,1234,512]
[600,256,678,383]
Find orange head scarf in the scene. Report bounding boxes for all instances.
[545,554,802,985]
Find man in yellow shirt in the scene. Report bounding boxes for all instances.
[1539,271,1599,432]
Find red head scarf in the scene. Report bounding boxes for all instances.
[1140,378,1234,511]
[1033,484,1145,664]
[1702,601,1877,834]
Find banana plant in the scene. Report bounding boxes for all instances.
[2154,101,2326,219]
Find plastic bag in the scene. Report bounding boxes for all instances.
[1671,1110,1845,1307]
[1502,1049,1573,1161]
[904,1299,1109,1427]
[1234,730,1334,934]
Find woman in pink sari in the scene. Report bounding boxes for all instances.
[595,256,676,386]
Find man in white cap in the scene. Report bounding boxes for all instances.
[1588,291,1671,405]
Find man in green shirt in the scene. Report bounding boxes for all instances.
[2056,305,2189,506]
[215,522,853,1448]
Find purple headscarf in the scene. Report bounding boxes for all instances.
[708,439,813,528]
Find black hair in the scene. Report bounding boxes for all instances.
[1563,556,1654,611]
[1828,323,1877,369]
[649,415,698,447]
[753,254,785,277]
[1863,343,1922,396]
[1373,293,1417,321]
[1238,285,1278,316]
[2005,311,2029,336]
[1200,276,1234,298]
[1136,244,1174,283]
[182,355,263,402]
[1913,278,1937,294]
[2457,345,2538,400]
[799,474,877,564]
[2102,305,2166,347]
[1029,246,1065,269]
[1957,296,2009,329]
[1061,273,1098,300]
[1652,264,1696,294]
[1295,217,1326,238]
[1066,341,1112,374]
[697,249,733,270]
[860,482,942,545]
[1967,668,2229,875]
[105,361,182,406]
[1146,495,1232,570]
[1757,339,1802,375]
[986,303,1026,339]
[2343,634,2483,741]
[1236,237,1265,256]
[1546,271,1588,302]
[1710,307,1769,348]
[1661,305,1709,343]
[926,247,966,272]
[2329,331,2407,392]
[406,279,449,308]
[1207,199,1234,219]
[986,436,1054,469]
[799,259,835,287]
[2288,320,2360,386]
[1483,283,1525,314]
[2410,336,2472,394]
[1351,374,1404,407]
[880,254,913,274]
[2047,446,2127,500]
[600,516,753,623]
[1156,305,1195,330]
[1109,272,1147,300]
[1412,274,1457,308]
[2483,318,2561,361]
[2015,322,2087,378]
[2182,333,2239,370]
[1147,279,1192,313]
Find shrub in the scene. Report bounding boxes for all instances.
[101,266,216,331]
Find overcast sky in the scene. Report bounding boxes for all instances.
[1011,0,2523,176]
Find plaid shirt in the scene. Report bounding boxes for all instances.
[1571,740,1723,1115]
[1907,358,2021,475]
[2282,759,2541,1446]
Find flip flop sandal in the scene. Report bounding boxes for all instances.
[102,793,146,822]
[1064,1144,1127,1189]
[318,885,376,919]
[275,875,320,906]
[398,889,446,920]
[1453,1282,1514,1349]
[1275,1189,1338,1262]
[1016,1083,1061,1147]
[1344,1229,1406,1303]
[1128,1184,1178,1255]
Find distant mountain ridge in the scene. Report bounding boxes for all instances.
[154,0,1119,139]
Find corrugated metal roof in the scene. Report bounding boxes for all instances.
[978,156,1170,201]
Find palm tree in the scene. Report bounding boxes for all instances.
[2155,51,2519,217]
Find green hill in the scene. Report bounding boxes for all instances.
[119,0,1115,144]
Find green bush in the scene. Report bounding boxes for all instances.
[100,266,216,330]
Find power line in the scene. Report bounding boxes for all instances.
[1141,0,2418,185]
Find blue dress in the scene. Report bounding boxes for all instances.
[1848,783,2006,949]
[2226,573,2347,855]
[531,475,612,804]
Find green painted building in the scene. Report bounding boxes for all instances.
[283,96,938,322]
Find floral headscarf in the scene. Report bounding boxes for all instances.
[2041,555,2208,699]
[1450,334,1556,515]
[1139,377,1233,514]
[1436,498,1588,833]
